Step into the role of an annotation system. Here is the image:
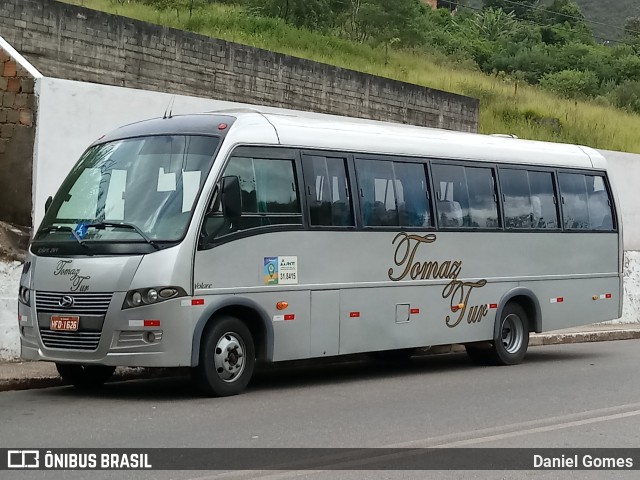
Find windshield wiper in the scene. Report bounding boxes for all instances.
[37,225,89,249]
[85,222,160,250]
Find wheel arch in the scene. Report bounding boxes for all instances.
[191,298,274,366]
[494,288,541,339]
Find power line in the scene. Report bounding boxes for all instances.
[498,0,640,38]
[449,1,639,47]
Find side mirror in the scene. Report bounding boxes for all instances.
[221,176,242,219]
[44,196,53,213]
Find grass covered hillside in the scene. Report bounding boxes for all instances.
[59,0,640,153]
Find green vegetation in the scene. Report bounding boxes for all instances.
[61,0,640,152]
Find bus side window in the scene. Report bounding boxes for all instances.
[587,176,614,230]
[354,159,430,228]
[432,164,499,229]
[356,159,398,227]
[559,173,589,230]
[432,164,468,228]
[213,154,302,237]
[302,155,354,227]
[394,163,431,227]
[466,166,499,228]
[500,169,559,229]
[500,169,532,229]
[528,171,559,229]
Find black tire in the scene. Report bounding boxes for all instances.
[55,363,116,389]
[195,316,255,397]
[465,302,530,366]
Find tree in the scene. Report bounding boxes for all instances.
[482,0,538,20]
[470,7,516,42]
[539,69,600,98]
[341,0,427,46]
[245,0,341,31]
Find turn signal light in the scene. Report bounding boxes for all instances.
[276,301,289,310]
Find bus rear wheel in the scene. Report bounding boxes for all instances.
[55,363,116,389]
[465,303,530,366]
[195,316,255,397]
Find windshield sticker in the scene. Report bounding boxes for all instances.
[388,232,487,328]
[263,256,298,285]
[74,222,89,240]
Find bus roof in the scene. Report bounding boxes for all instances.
[97,108,606,170]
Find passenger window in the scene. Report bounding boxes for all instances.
[558,173,613,230]
[212,155,302,237]
[587,176,614,230]
[395,163,431,227]
[558,173,590,230]
[500,169,559,229]
[355,159,430,227]
[529,171,559,229]
[357,160,398,226]
[302,155,354,227]
[466,167,499,228]
[501,169,531,228]
[432,164,499,229]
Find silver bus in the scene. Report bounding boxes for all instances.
[18,110,622,396]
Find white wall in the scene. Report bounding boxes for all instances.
[598,149,640,251]
[0,261,22,359]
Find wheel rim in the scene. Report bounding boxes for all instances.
[213,332,246,383]
[501,313,524,354]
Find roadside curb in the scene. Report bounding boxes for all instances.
[1,329,639,393]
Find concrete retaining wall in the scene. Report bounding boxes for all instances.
[0,0,478,133]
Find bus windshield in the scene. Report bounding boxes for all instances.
[36,135,220,244]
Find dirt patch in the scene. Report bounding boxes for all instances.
[0,221,30,262]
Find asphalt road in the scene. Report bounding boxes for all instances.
[1,340,640,480]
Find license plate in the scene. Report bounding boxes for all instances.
[50,315,80,331]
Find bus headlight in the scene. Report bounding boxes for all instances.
[146,289,158,303]
[19,286,31,306]
[123,287,186,309]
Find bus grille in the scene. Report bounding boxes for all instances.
[39,329,102,351]
[35,291,113,316]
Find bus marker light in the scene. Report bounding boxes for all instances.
[284,314,295,321]
[489,303,498,309]
[550,297,564,303]
[191,298,205,306]
[350,312,360,318]
[276,301,289,310]
[410,308,420,314]
[144,320,161,327]
[594,293,613,300]
[218,123,228,130]
[451,303,465,312]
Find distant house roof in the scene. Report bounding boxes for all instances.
[423,0,458,12]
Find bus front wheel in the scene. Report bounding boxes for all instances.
[195,316,255,397]
[55,363,116,389]
[465,303,530,366]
